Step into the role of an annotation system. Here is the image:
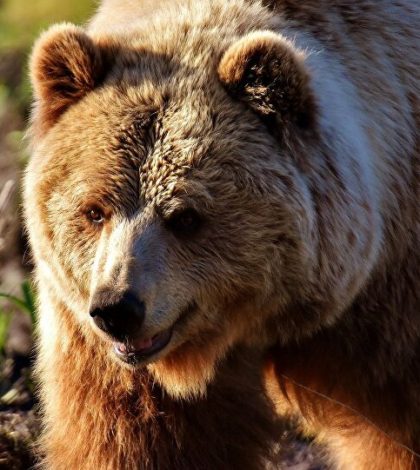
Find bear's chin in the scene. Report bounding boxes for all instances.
[146,339,230,400]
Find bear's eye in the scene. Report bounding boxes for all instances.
[166,208,202,235]
[86,207,105,225]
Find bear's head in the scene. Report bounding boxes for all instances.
[25,14,378,398]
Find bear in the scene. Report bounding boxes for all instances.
[24,0,419,469]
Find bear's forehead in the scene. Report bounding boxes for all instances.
[140,138,196,206]
[109,106,214,207]
[56,81,261,211]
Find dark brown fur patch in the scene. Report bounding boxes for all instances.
[30,24,106,136]
[218,31,316,129]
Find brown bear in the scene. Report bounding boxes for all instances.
[25,0,419,469]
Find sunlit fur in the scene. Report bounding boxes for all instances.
[25,0,419,469]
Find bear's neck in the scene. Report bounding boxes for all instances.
[36,300,277,470]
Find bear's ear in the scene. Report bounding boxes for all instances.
[30,23,106,136]
[218,31,316,130]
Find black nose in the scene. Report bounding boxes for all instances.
[89,291,145,341]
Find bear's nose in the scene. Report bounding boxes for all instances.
[89,291,145,341]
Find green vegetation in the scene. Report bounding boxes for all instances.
[0,0,95,51]
[0,280,37,414]
[0,281,36,355]
[0,309,11,357]
[0,0,95,115]
[0,282,39,470]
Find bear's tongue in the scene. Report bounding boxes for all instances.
[114,330,171,355]
[115,338,153,354]
[132,337,153,350]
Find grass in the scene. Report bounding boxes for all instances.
[0,285,39,470]
[0,281,36,355]
[0,280,36,409]
[0,312,11,357]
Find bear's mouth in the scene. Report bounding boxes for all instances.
[111,301,197,365]
[113,328,173,364]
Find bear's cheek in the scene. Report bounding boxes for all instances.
[55,218,101,288]
[37,200,105,315]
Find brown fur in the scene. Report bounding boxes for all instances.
[37,300,277,469]
[25,0,419,469]
[30,24,107,138]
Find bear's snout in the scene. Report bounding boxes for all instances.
[89,291,145,341]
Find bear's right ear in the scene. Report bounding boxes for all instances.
[218,31,316,131]
[30,23,106,136]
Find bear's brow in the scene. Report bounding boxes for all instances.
[112,110,157,164]
[107,108,184,207]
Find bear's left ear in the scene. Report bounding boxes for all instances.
[218,31,316,130]
[30,23,107,136]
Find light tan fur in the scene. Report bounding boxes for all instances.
[25,0,419,468]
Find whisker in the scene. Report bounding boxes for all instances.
[280,373,420,459]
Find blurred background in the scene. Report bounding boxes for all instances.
[0,1,94,467]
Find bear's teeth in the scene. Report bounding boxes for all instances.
[115,343,127,353]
